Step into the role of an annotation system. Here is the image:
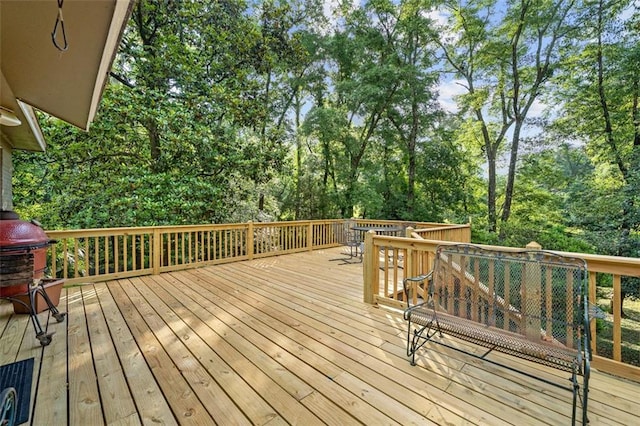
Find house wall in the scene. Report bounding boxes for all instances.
[0,137,13,211]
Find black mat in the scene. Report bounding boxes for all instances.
[0,357,34,424]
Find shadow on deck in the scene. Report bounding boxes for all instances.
[1,247,639,425]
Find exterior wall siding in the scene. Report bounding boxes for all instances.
[0,138,13,211]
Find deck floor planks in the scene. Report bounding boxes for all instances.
[150,273,360,425]
[97,280,176,425]
[181,267,504,425]
[380,329,579,424]
[202,265,389,351]
[108,280,213,425]
[458,360,633,425]
[190,266,381,360]
[2,247,640,425]
[236,255,587,424]
[136,274,317,425]
[329,370,436,425]
[82,284,140,425]
[0,305,30,364]
[193,267,499,425]
[67,285,104,425]
[449,336,638,424]
[164,270,398,425]
[221,262,543,425]
[123,276,275,425]
[30,294,67,426]
[227,261,406,343]
[206,258,576,424]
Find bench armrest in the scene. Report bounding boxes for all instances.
[403,270,434,307]
[403,299,432,320]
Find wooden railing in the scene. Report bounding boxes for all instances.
[362,234,640,381]
[408,224,472,242]
[44,219,464,284]
[45,220,344,284]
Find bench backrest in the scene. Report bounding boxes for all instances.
[432,244,588,351]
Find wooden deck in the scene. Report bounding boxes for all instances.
[1,247,639,425]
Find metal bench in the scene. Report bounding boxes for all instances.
[403,244,591,425]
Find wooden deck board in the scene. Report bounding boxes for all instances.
[1,247,639,425]
[144,275,334,425]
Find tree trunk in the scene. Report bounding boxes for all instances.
[481,120,498,233]
[406,92,419,216]
[499,119,524,238]
[294,88,302,220]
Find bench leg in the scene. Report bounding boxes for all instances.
[582,356,590,425]
[571,358,590,425]
[406,317,441,366]
[407,322,426,366]
[571,365,578,425]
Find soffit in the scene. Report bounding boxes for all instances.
[0,0,133,151]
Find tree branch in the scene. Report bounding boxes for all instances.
[109,72,136,89]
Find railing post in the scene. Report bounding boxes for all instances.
[152,227,161,275]
[363,230,376,304]
[524,241,542,341]
[405,226,414,238]
[308,221,314,251]
[405,227,415,279]
[247,221,254,260]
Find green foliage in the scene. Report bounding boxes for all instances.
[8,1,640,307]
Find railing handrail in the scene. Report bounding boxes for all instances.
[44,219,341,236]
[411,224,471,232]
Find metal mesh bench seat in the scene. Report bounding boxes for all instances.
[407,307,580,371]
[403,243,591,425]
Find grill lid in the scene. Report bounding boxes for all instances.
[0,210,52,251]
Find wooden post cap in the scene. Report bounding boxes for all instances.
[526,241,542,249]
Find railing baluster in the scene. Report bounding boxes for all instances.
[62,239,68,279]
[123,234,128,272]
[93,236,99,277]
[74,238,79,278]
[589,273,597,354]
[104,236,109,276]
[613,274,622,362]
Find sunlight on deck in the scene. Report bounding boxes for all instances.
[1,247,639,425]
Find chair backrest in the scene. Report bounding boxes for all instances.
[432,244,588,349]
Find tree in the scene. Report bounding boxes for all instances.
[13,0,306,228]
[433,0,578,236]
[302,0,452,219]
[550,0,640,307]
[504,143,595,251]
[379,0,442,217]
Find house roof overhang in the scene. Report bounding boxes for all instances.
[0,0,133,152]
